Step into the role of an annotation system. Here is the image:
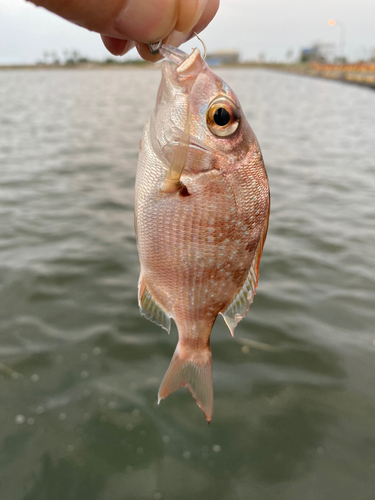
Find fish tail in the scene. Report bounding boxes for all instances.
[158,343,213,423]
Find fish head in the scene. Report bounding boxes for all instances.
[151,45,259,177]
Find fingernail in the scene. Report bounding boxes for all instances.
[101,35,134,56]
[165,31,188,48]
[118,40,136,56]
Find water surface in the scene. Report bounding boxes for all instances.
[0,67,375,500]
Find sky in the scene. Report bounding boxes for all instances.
[0,0,374,65]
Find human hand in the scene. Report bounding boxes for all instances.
[29,0,220,61]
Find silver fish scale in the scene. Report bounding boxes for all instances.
[136,131,267,341]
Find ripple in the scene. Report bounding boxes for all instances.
[0,67,375,498]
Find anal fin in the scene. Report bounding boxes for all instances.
[138,274,170,333]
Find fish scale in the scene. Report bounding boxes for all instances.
[135,45,270,421]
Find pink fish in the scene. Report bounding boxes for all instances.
[135,45,270,422]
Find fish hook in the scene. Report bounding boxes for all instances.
[148,41,163,55]
[148,33,207,60]
[193,32,207,60]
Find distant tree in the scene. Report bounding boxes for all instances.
[72,50,80,63]
[43,51,50,65]
[51,51,60,65]
[286,49,294,61]
[62,49,70,65]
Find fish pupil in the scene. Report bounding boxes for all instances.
[213,107,230,126]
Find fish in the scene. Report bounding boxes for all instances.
[135,45,270,422]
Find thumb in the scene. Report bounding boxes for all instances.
[29,0,183,42]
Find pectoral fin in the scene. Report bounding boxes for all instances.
[220,266,258,337]
[160,100,191,193]
[220,212,270,336]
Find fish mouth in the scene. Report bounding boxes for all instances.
[160,45,204,80]
[157,46,208,190]
[159,45,189,66]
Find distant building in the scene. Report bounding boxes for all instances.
[206,51,240,66]
[300,43,334,63]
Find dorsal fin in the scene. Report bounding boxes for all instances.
[220,208,270,337]
[138,274,171,333]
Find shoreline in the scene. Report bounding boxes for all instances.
[1,62,374,90]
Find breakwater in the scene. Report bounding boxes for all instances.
[294,62,375,89]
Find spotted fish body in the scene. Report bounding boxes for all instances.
[135,46,270,422]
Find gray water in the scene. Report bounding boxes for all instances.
[0,67,375,500]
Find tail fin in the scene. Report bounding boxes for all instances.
[158,343,213,422]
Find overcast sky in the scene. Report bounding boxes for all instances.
[1,0,374,64]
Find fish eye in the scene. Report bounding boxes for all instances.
[206,96,240,137]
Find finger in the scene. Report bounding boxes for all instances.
[136,0,220,62]
[191,0,220,35]
[136,31,187,62]
[30,0,178,41]
[30,0,216,43]
[28,0,126,34]
[114,0,212,42]
[100,36,135,56]
[174,0,208,34]
[135,44,164,63]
